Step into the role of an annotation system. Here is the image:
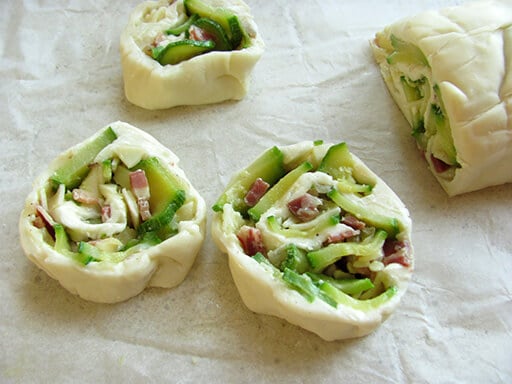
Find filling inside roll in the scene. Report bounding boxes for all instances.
[138,0,254,66]
[213,141,412,309]
[372,33,459,180]
[29,126,194,266]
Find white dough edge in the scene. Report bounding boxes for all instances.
[371,0,512,196]
[211,141,413,341]
[120,0,265,110]
[19,121,207,303]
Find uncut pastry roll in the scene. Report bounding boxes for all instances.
[211,141,413,340]
[371,0,512,196]
[120,0,264,110]
[19,121,206,303]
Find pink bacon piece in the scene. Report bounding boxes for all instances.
[430,154,451,173]
[324,226,360,245]
[34,205,56,239]
[244,178,270,207]
[188,25,214,41]
[130,169,150,199]
[72,189,100,205]
[237,225,266,256]
[382,239,411,267]
[342,214,366,230]
[287,193,322,222]
[130,169,151,221]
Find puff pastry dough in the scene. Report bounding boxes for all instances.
[371,0,512,196]
[212,141,413,340]
[120,0,264,109]
[19,121,206,303]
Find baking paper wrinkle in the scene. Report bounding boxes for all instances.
[95,331,223,361]
[389,337,410,384]
[282,5,302,49]
[93,319,250,363]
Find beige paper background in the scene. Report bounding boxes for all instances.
[1,0,511,382]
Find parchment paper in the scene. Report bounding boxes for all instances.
[1,1,511,383]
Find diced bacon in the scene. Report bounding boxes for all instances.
[244,178,270,207]
[287,193,322,222]
[188,25,214,41]
[383,239,406,256]
[237,225,266,256]
[137,199,152,222]
[382,240,411,267]
[32,215,46,229]
[72,189,100,205]
[324,226,360,245]
[430,154,451,173]
[342,214,366,230]
[101,205,111,222]
[130,169,152,222]
[34,205,56,238]
[382,253,411,267]
[130,169,151,200]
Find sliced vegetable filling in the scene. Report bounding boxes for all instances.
[145,0,251,65]
[31,127,187,265]
[215,141,411,309]
[375,33,460,178]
